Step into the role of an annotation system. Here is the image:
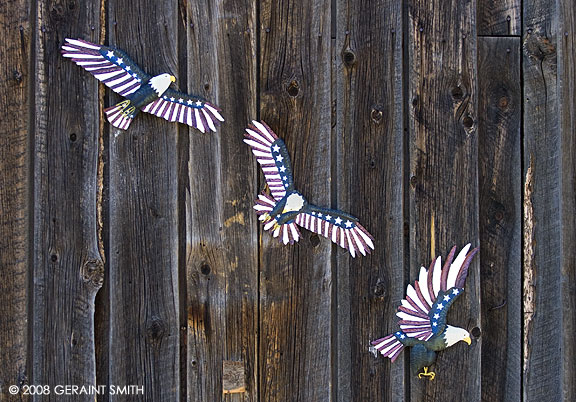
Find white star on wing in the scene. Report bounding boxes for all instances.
[196,101,202,106]
[334,217,342,225]
[178,98,184,103]
[433,313,440,319]
[276,155,284,162]
[452,289,460,295]
[279,166,286,172]
[345,220,353,228]
[170,97,175,102]
[443,295,451,301]
[187,100,193,105]
[126,66,131,71]
[106,51,114,58]
[325,215,332,221]
[272,145,280,152]
[437,303,444,310]
[117,58,123,64]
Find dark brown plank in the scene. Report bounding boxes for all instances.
[559,1,576,399]
[258,0,333,400]
[407,0,480,399]
[477,37,521,402]
[32,0,104,397]
[0,1,31,399]
[106,2,180,400]
[477,0,521,36]
[522,2,563,400]
[184,0,257,401]
[335,1,405,401]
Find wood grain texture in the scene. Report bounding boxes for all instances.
[335,1,405,401]
[477,37,521,402]
[0,0,31,399]
[258,0,332,400]
[522,2,562,400]
[184,0,257,401]
[408,0,480,399]
[558,0,576,399]
[477,0,520,36]
[32,0,104,397]
[106,1,180,400]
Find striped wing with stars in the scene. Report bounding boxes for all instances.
[243,121,294,201]
[141,88,224,133]
[61,38,148,97]
[294,205,374,257]
[396,244,479,340]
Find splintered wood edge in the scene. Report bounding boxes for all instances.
[222,361,246,394]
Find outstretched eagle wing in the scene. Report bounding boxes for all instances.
[142,88,224,133]
[243,121,294,201]
[61,38,149,97]
[294,205,374,257]
[396,244,479,340]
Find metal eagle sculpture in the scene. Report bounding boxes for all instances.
[244,121,374,257]
[61,38,223,131]
[370,244,479,379]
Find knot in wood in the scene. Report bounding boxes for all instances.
[310,234,321,247]
[81,259,104,289]
[342,49,356,66]
[371,107,383,124]
[523,33,556,62]
[13,70,23,83]
[373,279,387,297]
[287,80,300,97]
[146,317,167,343]
[200,263,211,275]
[462,115,474,129]
[451,86,463,100]
[471,327,481,338]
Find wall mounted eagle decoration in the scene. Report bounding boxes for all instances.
[61,38,223,131]
[244,121,374,257]
[370,244,479,379]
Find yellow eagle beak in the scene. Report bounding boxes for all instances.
[170,75,176,83]
[463,336,472,345]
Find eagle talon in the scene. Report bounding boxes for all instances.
[418,367,435,381]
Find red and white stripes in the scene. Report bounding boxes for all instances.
[61,39,141,97]
[370,334,405,362]
[104,102,134,130]
[142,98,223,133]
[294,213,374,258]
[243,121,287,201]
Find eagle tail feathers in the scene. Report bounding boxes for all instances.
[254,191,300,245]
[370,333,405,362]
[104,99,137,130]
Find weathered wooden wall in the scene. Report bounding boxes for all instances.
[0,0,574,401]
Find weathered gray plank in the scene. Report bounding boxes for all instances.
[32,0,104,398]
[184,0,258,401]
[0,0,31,399]
[335,1,405,401]
[407,0,480,399]
[477,37,521,402]
[559,1,576,400]
[258,0,333,400]
[522,2,562,400]
[106,2,180,400]
[477,0,520,36]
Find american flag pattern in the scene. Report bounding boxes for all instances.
[61,38,147,97]
[244,121,293,200]
[371,244,479,359]
[254,192,302,245]
[141,89,223,133]
[244,121,375,257]
[61,38,224,132]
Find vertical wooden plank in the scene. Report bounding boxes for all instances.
[0,0,31,399]
[184,0,257,401]
[522,2,562,400]
[32,0,104,396]
[106,2,180,400]
[258,0,332,400]
[558,1,576,399]
[408,0,480,400]
[477,37,521,402]
[335,1,404,401]
[477,0,520,36]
